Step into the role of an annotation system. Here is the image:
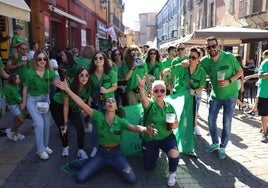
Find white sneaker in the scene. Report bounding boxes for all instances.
[13,133,25,141]
[167,172,176,187]
[77,149,88,160]
[5,128,14,140]
[37,151,49,160]
[84,122,93,133]
[45,147,53,155]
[62,146,69,157]
[90,147,98,157]
[194,126,201,136]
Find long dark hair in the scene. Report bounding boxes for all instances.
[70,67,90,95]
[89,51,111,75]
[62,50,77,66]
[8,73,19,85]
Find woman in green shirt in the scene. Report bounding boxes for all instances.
[21,49,56,160]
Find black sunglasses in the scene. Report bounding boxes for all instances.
[94,56,104,60]
[149,52,156,55]
[79,73,89,78]
[189,56,198,60]
[206,44,217,50]
[177,48,185,51]
[37,57,48,62]
[153,89,165,94]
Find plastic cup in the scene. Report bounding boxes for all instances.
[166,113,176,131]
[217,71,225,86]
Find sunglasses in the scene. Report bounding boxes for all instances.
[150,52,156,55]
[153,89,165,94]
[94,56,104,60]
[79,73,89,78]
[105,99,116,103]
[37,57,48,62]
[189,56,198,60]
[206,44,217,50]
[177,48,185,51]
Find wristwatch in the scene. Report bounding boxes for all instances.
[228,79,232,84]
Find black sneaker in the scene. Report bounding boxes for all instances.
[261,132,268,143]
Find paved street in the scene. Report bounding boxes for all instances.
[0,93,268,188]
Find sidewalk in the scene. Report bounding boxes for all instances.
[0,94,268,187]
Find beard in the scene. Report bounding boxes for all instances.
[209,50,219,58]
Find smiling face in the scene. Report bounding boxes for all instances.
[78,69,89,85]
[206,39,219,58]
[36,53,48,68]
[151,80,166,102]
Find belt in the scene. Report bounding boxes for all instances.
[99,145,120,151]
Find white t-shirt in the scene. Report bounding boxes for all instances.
[50,59,60,79]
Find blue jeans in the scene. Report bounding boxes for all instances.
[195,92,202,113]
[142,134,179,173]
[27,94,53,153]
[208,97,237,148]
[76,147,136,183]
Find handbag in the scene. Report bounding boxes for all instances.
[35,102,49,114]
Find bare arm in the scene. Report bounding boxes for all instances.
[54,80,93,116]
[137,75,150,108]
[126,124,157,137]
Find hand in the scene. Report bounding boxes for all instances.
[189,89,195,95]
[60,125,68,136]
[20,102,26,110]
[218,80,229,87]
[162,68,171,75]
[99,86,106,94]
[181,60,190,68]
[145,123,158,137]
[137,74,145,89]
[54,79,69,91]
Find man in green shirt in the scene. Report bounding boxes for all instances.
[200,36,243,159]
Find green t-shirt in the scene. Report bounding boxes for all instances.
[146,61,162,80]
[200,50,241,100]
[23,68,56,96]
[53,80,91,107]
[171,55,188,66]
[92,110,129,145]
[66,63,79,79]
[9,34,24,57]
[90,70,117,99]
[14,55,28,82]
[76,56,91,69]
[3,84,22,105]
[257,58,268,98]
[161,57,172,70]
[122,61,148,93]
[171,64,206,94]
[142,99,176,142]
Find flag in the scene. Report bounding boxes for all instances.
[106,26,117,41]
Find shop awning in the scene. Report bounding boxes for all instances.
[48,5,86,25]
[0,0,31,22]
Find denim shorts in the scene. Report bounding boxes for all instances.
[8,104,21,116]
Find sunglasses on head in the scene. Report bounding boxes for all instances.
[79,73,89,78]
[105,98,116,103]
[206,44,217,50]
[189,56,198,60]
[153,89,165,94]
[94,56,104,60]
[177,48,185,51]
[37,57,48,62]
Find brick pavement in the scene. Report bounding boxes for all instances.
[0,94,268,188]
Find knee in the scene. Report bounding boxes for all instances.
[168,149,179,158]
[123,167,136,184]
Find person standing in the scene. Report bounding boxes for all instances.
[21,49,56,160]
[256,49,268,142]
[200,36,243,159]
[171,43,188,66]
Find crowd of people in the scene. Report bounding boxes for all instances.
[1,23,268,186]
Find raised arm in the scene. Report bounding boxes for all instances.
[137,75,150,108]
[54,80,93,116]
